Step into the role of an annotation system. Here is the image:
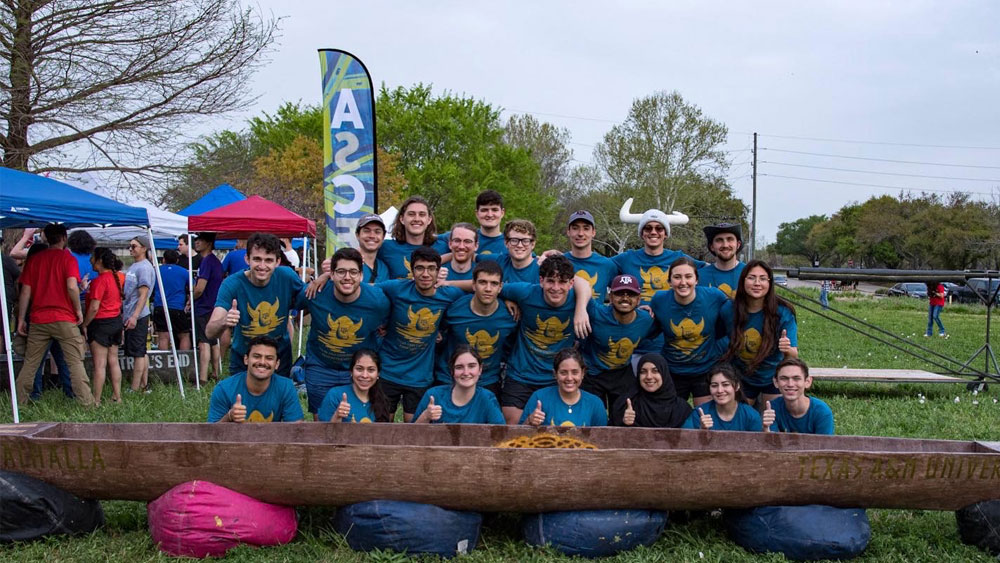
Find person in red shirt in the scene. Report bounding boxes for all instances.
[925,282,948,338]
[15,223,94,406]
[83,248,125,405]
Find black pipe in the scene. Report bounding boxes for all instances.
[787,268,1000,283]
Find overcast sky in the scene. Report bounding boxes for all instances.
[222,0,1000,243]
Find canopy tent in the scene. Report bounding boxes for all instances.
[80,206,188,243]
[0,167,185,423]
[155,184,246,250]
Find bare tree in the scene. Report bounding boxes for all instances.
[0,0,276,191]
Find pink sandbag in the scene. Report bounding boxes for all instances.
[148,480,297,558]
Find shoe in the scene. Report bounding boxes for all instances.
[143,386,153,394]
[923,334,930,338]
[939,333,949,339]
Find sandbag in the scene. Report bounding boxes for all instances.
[522,509,668,558]
[148,480,297,558]
[334,500,481,557]
[956,500,1000,556]
[724,505,870,561]
[0,470,104,541]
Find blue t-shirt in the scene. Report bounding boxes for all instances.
[698,262,745,299]
[770,396,834,435]
[501,282,579,385]
[649,287,729,376]
[480,254,539,284]
[518,386,608,427]
[73,251,96,299]
[611,249,704,304]
[215,267,306,357]
[682,400,762,431]
[296,283,389,371]
[567,252,618,302]
[720,302,798,386]
[317,384,376,423]
[582,301,655,372]
[412,385,505,424]
[154,263,189,309]
[194,253,223,317]
[476,231,506,257]
[445,261,476,282]
[378,280,465,388]
[435,294,518,386]
[362,259,390,284]
[221,249,248,276]
[207,373,304,423]
[377,238,450,279]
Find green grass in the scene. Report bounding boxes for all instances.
[2,295,999,561]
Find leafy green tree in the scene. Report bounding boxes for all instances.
[773,215,828,262]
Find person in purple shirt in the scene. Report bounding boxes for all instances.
[193,232,223,383]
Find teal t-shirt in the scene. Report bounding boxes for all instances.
[650,287,729,376]
[296,283,389,371]
[518,386,608,427]
[214,267,305,358]
[476,231,506,257]
[378,280,465,388]
[362,259,390,284]
[317,383,376,423]
[720,301,798,386]
[412,385,505,424]
[435,294,518,386]
[207,373,304,423]
[567,252,619,302]
[582,301,655,372]
[611,249,705,305]
[681,400,761,431]
[377,238,450,279]
[698,262,745,299]
[480,254,539,284]
[770,396,834,435]
[500,282,578,385]
[445,261,476,282]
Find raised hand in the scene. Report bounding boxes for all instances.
[778,329,792,354]
[762,400,775,432]
[427,395,442,422]
[623,398,636,426]
[229,393,246,423]
[334,392,351,422]
[698,407,713,430]
[528,400,546,426]
[224,299,240,327]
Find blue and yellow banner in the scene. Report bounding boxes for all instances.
[318,49,377,254]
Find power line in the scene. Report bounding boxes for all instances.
[759,133,1000,151]
[761,148,1000,169]
[760,161,1000,183]
[761,173,997,196]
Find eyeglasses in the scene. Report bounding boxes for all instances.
[333,268,362,278]
[412,265,438,274]
[506,237,534,247]
[611,290,639,298]
[642,225,666,234]
[746,275,770,283]
[128,244,141,249]
[451,239,476,246]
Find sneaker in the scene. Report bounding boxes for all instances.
[923,334,931,338]
[939,333,949,339]
[143,386,153,394]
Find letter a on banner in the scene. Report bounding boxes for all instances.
[318,49,377,254]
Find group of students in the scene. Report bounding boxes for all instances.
[203,189,833,435]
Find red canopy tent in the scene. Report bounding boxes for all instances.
[187,195,316,238]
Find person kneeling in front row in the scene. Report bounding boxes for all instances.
[208,335,304,423]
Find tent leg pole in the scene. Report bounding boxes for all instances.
[0,260,20,423]
[298,237,308,357]
[147,229,184,398]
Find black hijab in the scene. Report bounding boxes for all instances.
[612,353,691,428]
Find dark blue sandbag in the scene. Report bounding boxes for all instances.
[522,509,668,558]
[0,471,104,542]
[333,500,481,557]
[724,505,870,561]
[956,500,1000,556]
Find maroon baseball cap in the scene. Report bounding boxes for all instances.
[609,274,641,294]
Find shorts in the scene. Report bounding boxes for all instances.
[581,364,638,409]
[229,346,293,378]
[123,315,149,357]
[87,316,123,348]
[303,357,351,413]
[379,379,427,417]
[194,314,218,346]
[480,381,502,401]
[742,379,780,400]
[672,372,710,401]
[152,306,191,333]
[501,378,553,410]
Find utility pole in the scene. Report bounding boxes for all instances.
[750,132,758,260]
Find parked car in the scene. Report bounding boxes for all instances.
[773,274,788,288]
[887,282,928,298]
[951,278,1000,305]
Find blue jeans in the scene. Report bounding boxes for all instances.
[820,288,830,309]
[31,340,75,399]
[926,304,945,335]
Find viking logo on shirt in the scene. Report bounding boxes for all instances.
[243,298,284,337]
[669,317,705,354]
[247,410,274,423]
[526,315,570,350]
[576,270,600,300]
[716,283,735,298]
[598,337,638,368]
[398,306,442,344]
[318,315,364,353]
[403,257,413,279]
[465,329,500,358]
[639,267,671,301]
[739,327,761,363]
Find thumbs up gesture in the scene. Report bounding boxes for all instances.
[762,400,775,432]
[623,398,636,426]
[229,393,246,423]
[698,407,713,430]
[224,299,240,327]
[528,400,546,427]
[778,329,792,354]
[427,395,442,422]
[334,392,351,422]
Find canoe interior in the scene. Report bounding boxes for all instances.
[23,423,984,454]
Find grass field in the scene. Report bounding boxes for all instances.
[2,292,999,561]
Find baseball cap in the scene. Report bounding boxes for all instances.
[609,274,641,294]
[567,210,595,228]
[356,213,386,232]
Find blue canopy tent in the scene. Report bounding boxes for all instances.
[155,184,246,250]
[0,167,185,422]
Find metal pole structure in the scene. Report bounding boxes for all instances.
[0,254,20,423]
[297,236,308,357]
[750,132,758,261]
[146,229,184,398]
